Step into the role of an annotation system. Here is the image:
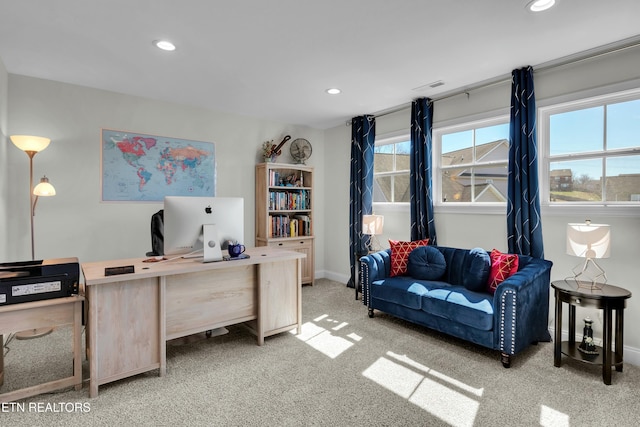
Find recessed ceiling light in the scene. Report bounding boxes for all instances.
[153,40,176,51]
[326,88,341,95]
[526,0,556,12]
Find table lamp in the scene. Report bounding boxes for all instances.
[566,220,610,290]
[362,214,384,252]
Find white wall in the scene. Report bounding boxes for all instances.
[5,75,325,269]
[323,45,640,363]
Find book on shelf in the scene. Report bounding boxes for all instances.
[268,214,312,238]
[268,190,310,210]
[268,169,305,187]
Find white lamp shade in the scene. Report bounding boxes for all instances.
[566,223,611,259]
[362,215,384,235]
[33,176,56,196]
[10,135,51,153]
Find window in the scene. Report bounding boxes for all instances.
[373,135,410,203]
[541,89,640,205]
[434,118,510,204]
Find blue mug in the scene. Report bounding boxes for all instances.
[228,243,246,258]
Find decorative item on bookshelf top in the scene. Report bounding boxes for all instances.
[290,138,312,164]
[262,135,291,163]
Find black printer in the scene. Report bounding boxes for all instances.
[0,258,79,306]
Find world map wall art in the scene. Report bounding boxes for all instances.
[101,129,216,202]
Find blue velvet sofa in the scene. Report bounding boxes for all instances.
[359,246,553,367]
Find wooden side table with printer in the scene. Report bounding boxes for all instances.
[0,295,84,402]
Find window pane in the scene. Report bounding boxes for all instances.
[442,165,508,203]
[476,123,509,146]
[607,99,640,150]
[549,159,602,202]
[374,145,394,173]
[373,174,410,203]
[605,155,640,202]
[393,173,410,202]
[395,142,410,172]
[441,166,466,202]
[396,140,411,156]
[550,107,603,155]
[474,165,508,202]
[442,130,472,167]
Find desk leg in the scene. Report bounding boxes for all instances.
[554,294,562,367]
[602,307,613,385]
[88,287,99,398]
[615,308,624,372]
[73,301,83,391]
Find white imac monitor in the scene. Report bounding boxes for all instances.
[163,196,244,262]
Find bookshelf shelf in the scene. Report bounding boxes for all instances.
[256,162,314,285]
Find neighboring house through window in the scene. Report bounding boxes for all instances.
[434,118,510,205]
[540,88,640,206]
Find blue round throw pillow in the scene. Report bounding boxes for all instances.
[461,247,491,292]
[407,246,447,281]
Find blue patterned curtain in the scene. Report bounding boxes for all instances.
[410,98,437,244]
[348,115,375,288]
[507,66,544,258]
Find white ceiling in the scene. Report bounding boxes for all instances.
[1,0,639,129]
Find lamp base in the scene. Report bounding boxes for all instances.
[15,327,54,340]
[366,235,383,252]
[571,257,606,290]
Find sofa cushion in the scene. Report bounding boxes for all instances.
[487,249,519,294]
[421,286,494,331]
[460,248,491,292]
[388,239,429,277]
[370,277,431,310]
[407,246,446,281]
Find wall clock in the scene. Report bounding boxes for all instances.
[289,138,312,164]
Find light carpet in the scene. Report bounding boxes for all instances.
[1,279,638,426]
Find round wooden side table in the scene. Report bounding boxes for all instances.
[552,279,631,385]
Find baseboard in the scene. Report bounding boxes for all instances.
[320,270,349,284]
[549,327,640,367]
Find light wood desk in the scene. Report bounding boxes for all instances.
[0,295,84,403]
[81,246,304,398]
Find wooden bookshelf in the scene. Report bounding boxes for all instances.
[256,163,314,285]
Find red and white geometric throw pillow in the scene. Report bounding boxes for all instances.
[389,239,430,277]
[487,249,519,294]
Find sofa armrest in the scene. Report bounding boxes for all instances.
[359,249,391,306]
[493,257,553,355]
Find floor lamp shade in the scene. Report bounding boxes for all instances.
[33,176,56,196]
[10,135,51,153]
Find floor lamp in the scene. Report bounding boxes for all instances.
[10,135,57,339]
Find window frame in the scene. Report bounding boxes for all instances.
[433,114,510,214]
[538,86,640,215]
[373,131,411,206]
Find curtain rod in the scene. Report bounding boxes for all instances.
[347,36,640,125]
